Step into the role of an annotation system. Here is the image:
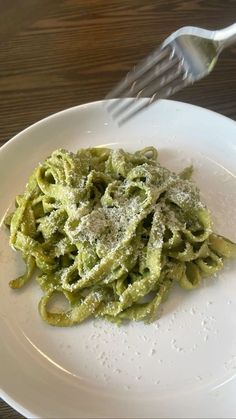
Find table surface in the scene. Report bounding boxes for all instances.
[0,0,236,417]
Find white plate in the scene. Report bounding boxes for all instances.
[0,100,236,419]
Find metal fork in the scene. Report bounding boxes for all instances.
[106,23,236,125]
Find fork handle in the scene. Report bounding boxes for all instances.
[214,23,236,49]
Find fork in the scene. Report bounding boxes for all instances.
[106,23,236,125]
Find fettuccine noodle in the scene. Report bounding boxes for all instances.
[5,147,236,326]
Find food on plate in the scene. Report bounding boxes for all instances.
[5,147,236,326]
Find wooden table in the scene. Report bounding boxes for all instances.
[0,0,235,417]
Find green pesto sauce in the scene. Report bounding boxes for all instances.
[5,146,236,326]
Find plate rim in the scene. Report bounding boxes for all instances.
[1,99,235,156]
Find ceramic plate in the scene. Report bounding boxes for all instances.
[0,100,236,418]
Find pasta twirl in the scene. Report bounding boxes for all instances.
[5,147,236,326]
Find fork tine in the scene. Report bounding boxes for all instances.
[109,54,180,117]
[118,75,191,126]
[112,91,145,120]
[128,56,180,97]
[112,62,184,120]
[106,45,171,111]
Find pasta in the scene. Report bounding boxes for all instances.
[5,147,236,326]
